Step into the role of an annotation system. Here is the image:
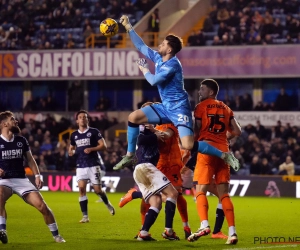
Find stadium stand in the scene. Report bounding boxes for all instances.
[187,0,300,46]
[0,0,159,50]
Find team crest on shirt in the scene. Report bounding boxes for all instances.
[75,136,78,139]
[17,142,23,147]
[0,145,4,148]
[98,133,101,137]
[163,176,168,181]
[87,133,91,137]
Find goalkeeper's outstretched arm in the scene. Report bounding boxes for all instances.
[119,15,155,61]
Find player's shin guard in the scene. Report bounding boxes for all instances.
[127,121,140,153]
[142,207,159,232]
[177,194,188,224]
[165,198,176,229]
[79,196,88,216]
[140,199,150,225]
[220,194,235,227]
[98,192,109,205]
[213,203,225,234]
[196,192,209,222]
[194,141,222,158]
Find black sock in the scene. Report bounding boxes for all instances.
[142,208,158,232]
[165,200,176,229]
[79,199,88,215]
[213,208,225,234]
[132,191,143,199]
[99,192,109,205]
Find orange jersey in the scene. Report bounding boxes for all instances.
[156,124,183,187]
[156,124,183,169]
[194,99,234,150]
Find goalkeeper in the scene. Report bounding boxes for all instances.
[113,15,240,172]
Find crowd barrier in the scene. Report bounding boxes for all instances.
[29,172,300,198]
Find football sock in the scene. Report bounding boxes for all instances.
[142,207,159,232]
[220,194,235,227]
[194,141,222,158]
[98,192,109,205]
[196,192,209,222]
[79,196,88,216]
[165,198,176,229]
[229,226,237,236]
[213,203,225,234]
[127,121,140,153]
[177,194,189,225]
[47,222,59,236]
[132,191,143,199]
[0,216,6,230]
[140,199,150,225]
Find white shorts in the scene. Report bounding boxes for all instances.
[0,178,38,197]
[133,163,171,202]
[181,168,194,189]
[76,166,105,185]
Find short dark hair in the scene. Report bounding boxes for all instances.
[0,111,13,124]
[201,79,219,96]
[165,34,183,55]
[75,110,89,120]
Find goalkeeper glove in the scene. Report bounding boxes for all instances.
[136,58,149,75]
[119,15,132,32]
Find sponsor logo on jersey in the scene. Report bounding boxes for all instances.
[2,149,23,159]
[76,138,91,147]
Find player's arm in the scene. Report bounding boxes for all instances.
[26,151,43,189]
[229,117,242,137]
[68,134,76,156]
[84,138,107,154]
[137,59,176,86]
[194,118,202,141]
[119,15,156,62]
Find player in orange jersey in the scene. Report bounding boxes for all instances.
[155,123,192,239]
[119,122,191,240]
[181,150,228,239]
[187,79,241,245]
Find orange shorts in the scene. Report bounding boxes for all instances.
[157,164,182,188]
[193,141,230,185]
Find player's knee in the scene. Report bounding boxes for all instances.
[181,141,193,151]
[170,189,178,201]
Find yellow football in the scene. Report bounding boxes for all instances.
[99,18,119,37]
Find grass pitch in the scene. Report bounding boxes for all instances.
[3,192,300,250]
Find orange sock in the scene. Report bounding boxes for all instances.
[177,194,188,223]
[220,194,235,227]
[140,199,150,225]
[196,191,208,221]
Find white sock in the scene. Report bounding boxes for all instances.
[140,230,149,236]
[217,203,223,209]
[229,226,236,236]
[200,220,209,229]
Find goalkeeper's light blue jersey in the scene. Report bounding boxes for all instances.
[129,30,191,111]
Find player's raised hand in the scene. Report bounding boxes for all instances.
[136,58,149,75]
[119,15,132,31]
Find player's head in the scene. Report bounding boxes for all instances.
[158,34,183,56]
[199,79,219,101]
[75,110,89,127]
[0,111,20,134]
